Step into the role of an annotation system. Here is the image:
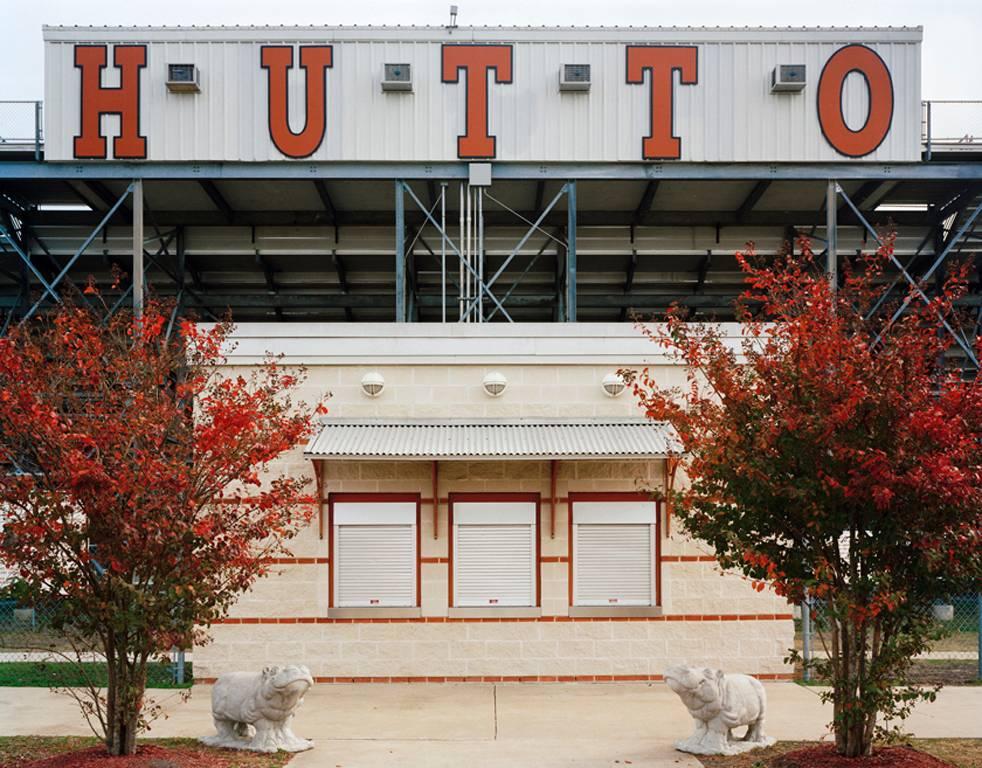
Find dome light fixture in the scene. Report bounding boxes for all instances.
[602,371,626,398]
[482,370,508,398]
[360,371,385,398]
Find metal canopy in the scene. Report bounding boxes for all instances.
[304,418,682,460]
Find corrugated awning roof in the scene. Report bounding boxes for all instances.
[304,419,682,460]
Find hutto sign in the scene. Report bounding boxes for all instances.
[43,27,922,164]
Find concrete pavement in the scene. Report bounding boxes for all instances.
[1,682,980,767]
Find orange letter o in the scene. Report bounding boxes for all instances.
[817,45,893,158]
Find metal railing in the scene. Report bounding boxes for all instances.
[0,100,42,160]
[923,100,982,159]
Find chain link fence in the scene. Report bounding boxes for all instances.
[797,594,981,685]
[0,100,42,157]
[0,598,190,688]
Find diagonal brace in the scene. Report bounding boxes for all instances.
[22,182,135,323]
[838,185,982,367]
[400,181,513,323]
[461,184,568,322]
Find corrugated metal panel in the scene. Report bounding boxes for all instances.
[44,26,921,163]
[304,418,682,459]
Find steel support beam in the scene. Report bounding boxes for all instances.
[395,180,406,322]
[566,180,577,322]
[199,180,233,224]
[736,181,769,223]
[332,252,353,322]
[826,179,838,289]
[84,180,132,224]
[132,179,144,320]
[7,161,982,182]
[20,208,940,229]
[630,180,659,239]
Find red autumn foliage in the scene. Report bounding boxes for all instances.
[629,235,982,757]
[0,299,325,756]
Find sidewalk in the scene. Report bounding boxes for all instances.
[1,682,980,767]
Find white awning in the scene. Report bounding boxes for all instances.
[305,418,681,461]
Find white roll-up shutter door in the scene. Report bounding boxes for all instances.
[333,501,416,608]
[453,501,537,607]
[572,500,657,607]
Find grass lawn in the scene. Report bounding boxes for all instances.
[0,661,193,689]
[699,740,982,768]
[0,736,293,768]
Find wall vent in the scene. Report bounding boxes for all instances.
[166,64,200,93]
[382,63,413,92]
[560,64,591,92]
[770,65,806,93]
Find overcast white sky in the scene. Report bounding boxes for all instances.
[2,0,980,102]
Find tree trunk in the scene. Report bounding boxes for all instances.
[835,616,874,757]
[104,642,146,756]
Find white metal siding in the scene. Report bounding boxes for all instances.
[573,524,655,606]
[43,27,921,162]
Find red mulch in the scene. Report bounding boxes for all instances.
[21,744,238,768]
[774,744,957,768]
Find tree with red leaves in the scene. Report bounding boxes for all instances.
[0,299,324,756]
[630,235,982,757]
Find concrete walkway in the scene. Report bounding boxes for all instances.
[0,683,980,767]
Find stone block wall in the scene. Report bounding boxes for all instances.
[194,361,795,682]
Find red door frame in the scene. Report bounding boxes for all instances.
[327,492,422,609]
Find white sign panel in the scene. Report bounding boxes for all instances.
[42,26,922,163]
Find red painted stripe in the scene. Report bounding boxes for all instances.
[421,557,449,564]
[540,556,570,563]
[195,673,796,684]
[263,557,329,565]
[661,555,717,562]
[213,613,794,625]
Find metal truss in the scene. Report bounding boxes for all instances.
[0,180,151,334]
[830,181,982,368]
[395,179,578,323]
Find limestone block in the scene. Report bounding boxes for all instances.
[664,665,775,756]
[200,665,314,754]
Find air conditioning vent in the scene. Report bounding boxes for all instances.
[770,65,806,93]
[560,64,591,92]
[382,63,413,92]
[166,63,200,93]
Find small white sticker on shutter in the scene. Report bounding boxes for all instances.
[574,524,654,606]
[335,523,415,607]
[454,524,535,607]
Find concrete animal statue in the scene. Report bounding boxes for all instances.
[201,665,315,753]
[664,665,775,755]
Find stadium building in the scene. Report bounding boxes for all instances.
[0,23,979,681]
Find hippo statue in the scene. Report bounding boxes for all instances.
[200,665,314,753]
[664,665,775,755]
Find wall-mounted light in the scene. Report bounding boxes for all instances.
[482,371,508,398]
[602,372,626,398]
[360,371,385,398]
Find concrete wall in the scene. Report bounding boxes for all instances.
[194,327,794,681]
